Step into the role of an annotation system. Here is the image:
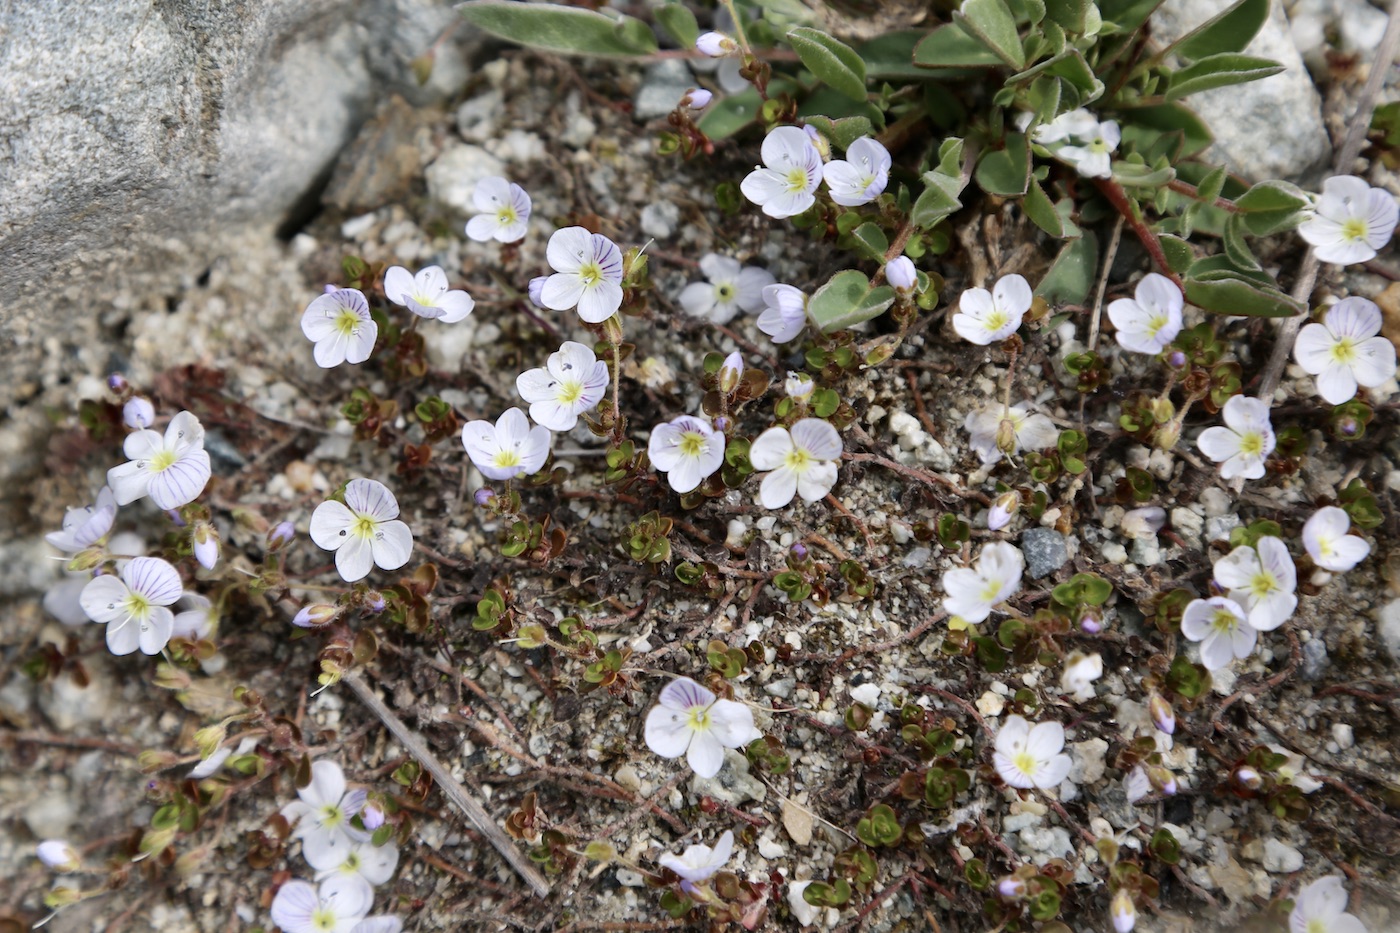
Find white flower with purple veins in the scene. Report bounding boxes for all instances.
[270,876,374,933]
[648,415,725,494]
[992,715,1072,791]
[465,176,531,244]
[822,137,891,207]
[302,287,377,368]
[740,125,824,219]
[79,555,183,656]
[540,226,625,323]
[1212,536,1297,631]
[952,274,1032,345]
[964,402,1059,465]
[46,486,117,553]
[309,479,414,583]
[1299,175,1399,266]
[382,266,474,324]
[123,397,154,430]
[1303,506,1371,572]
[1293,297,1397,404]
[1180,596,1255,670]
[942,540,1023,623]
[462,408,552,481]
[748,419,843,509]
[107,410,212,511]
[1196,395,1275,480]
[311,839,400,889]
[678,253,775,325]
[1058,119,1119,179]
[172,593,217,642]
[516,341,610,432]
[282,760,371,868]
[659,830,734,894]
[1290,874,1369,933]
[1109,273,1184,355]
[45,531,144,627]
[644,677,759,778]
[756,284,808,343]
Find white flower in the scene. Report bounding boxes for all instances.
[270,876,374,933]
[885,256,917,293]
[1180,596,1256,670]
[822,137,890,207]
[1111,887,1138,933]
[46,486,117,553]
[1025,108,1098,145]
[659,830,734,893]
[1058,120,1119,178]
[648,415,725,494]
[682,88,713,110]
[37,840,79,872]
[785,371,814,401]
[644,677,760,778]
[1298,175,1398,265]
[172,592,216,641]
[540,226,625,323]
[1108,273,1184,355]
[1213,536,1297,632]
[756,284,808,344]
[462,408,552,481]
[1302,506,1371,572]
[464,176,531,244]
[516,341,610,432]
[123,397,154,430]
[527,275,547,308]
[79,555,182,656]
[952,274,1032,345]
[1120,506,1166,540]
[281,760,371,868]
[1290,875,1369,933]
[992,715,1072,790]
[301,288,378,368]
[1196,395,1275,480]
[46,531,144,627]
[189,735,258,779]
[382,266,474,323]
[1060,651,1103,702]
[740,125,824,219]
[678,254,774,324]
[311,840,400,889]
[696,31,737,57]
[748,419,843,509]
[942,540,1023,623]
[309,479,414,583]
[964,401,1058,465]
[107,410,212,511]
[1267,744,1323,794]
[1293,297,1397,404]
[987,490,1019,531]
[193,521,219,570]
[1124,765,1152,804]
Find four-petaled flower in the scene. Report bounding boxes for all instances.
[1293,297,1397,404]
[541,227,625,323]
[648,415,726,494]
[465,176,531,244]
[270,876,373,933]
[1108,273,1184,355]
[462,408,552,481]
[302,288,378,368]
[108,410,212,511]
[658,830,734,894]
[281,760,371,869]
[1298,175,1398,266]
[992,715,1072,791]
[382,265,474,323]
[47,486,117,553]
[644,677,759,778]
[953,274,1032,345]
[748,419,842,509]
[1212,536,1297,631]
[1196,395,1275,480]
[79,555,183,656]
[678,254,774,325]
[1180,595,1255,670]
[942,540,1023,623]
[1302,506,1371,573]
[516,341,610,432]
[309,479,414,583]
[1058,119,1120,179]
[756,284,808,344]
[823,137,890,207]
[1289,874,1369,933]
[965,402,1058,465]
[740,126,823,219]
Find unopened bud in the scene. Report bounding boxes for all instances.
[1110,887,1137,933]
[1152,418,1182,451]
[996,417,1018,455]
[267,521,296,551]
[474,487,496,507]
[43,886,83,909]
[107,372,129,394]
[194,725,226,760]
[712,415,731,433]
[123,397,155,429]
[785,372,814,401]
[790,542,809,561]
[682,88,713,110]
[719,350,744,394]
[1149,693,1176,735]
[1149,397,1175,423]
[1078,606,1104,635]
[527,275,547,309]
[1166,350,1187,369]
[37,840,80,872]
[1336,415,1361,437]
[1120,507,1166,540]
[67,548,105,573]
[140,827,177,856]
[802,124,830,159]
[139,749,180,772]
[695,31,737,57]
[1234,765,1263,790]
[1147,765,1177,796]
[292,604,337,628]
[192,522,219,570]
[885,256,917,293]
[988,491,1020,531]
[362,801,386,830]
[365,591,386,614]
[996,876,1026,899]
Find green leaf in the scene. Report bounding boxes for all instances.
[1047,50,1103,103]
[913,24,1006,68]
[808,270,897,333]
[1234,179,1310,235]
[1196,165,1227,205]
[1119,103,1213,158]
[1169,0,1270,61]
[458,1,657,58]
[1112,160,1176,188]
[1222,213,1261,271]
[1036,232,1098,305]
[955,0,1026,67]
[1165,54,1284,102]
[697,88,760,140]
[1024,179,1071,237]
[851,222,890,261]
[787,27,868,102]
[1185,272,1302,318]
[803,115,875,150]
[855,30,928,80]
[1158,234,1195,273]
[655,2,698,49]
[1099,0,1164,34]
[1045,0,1092,32]
[975,132,1030,196]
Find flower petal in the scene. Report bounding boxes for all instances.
[577,281,624,323]
[748,427,793,471]
[686,730,726,778]
[146,451,211,510]
[124,556,183,605]
[383,267,415,306]
[795,460,838,502]
[138,606,174,655]
[310,501,356,551]
[759,466,799,509]
[546,226,593,274]
[335,535,374,582]
[81,576,130,624]
[789,418,842,460]
[708,699,759,748]
[370,520,413,571]
[271,880,321,933]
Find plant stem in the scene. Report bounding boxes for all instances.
[1091,176,1183,289]
[1166,177,1242,213]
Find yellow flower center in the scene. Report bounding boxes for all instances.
[351,516,377,540]
[312,907,339,931]
[784,447,812,471]
[1307,919,1328,933]
[556,379,583,405]
[496,205,518,225]
[578,261,602,287]
[320,804,344,828]
[1013,751,1038,776]
[149,449,176,473]
[335,308,361,337]
[715,283,735,302]
[1238,431,1264,457]
[493,449,522,468]
[678,431,706,458]
[124,592,151,620]
[1341,217,1369,243]
[785,167,810,192]
[981,579,1004,602]
[1147,314,1168,337]
[984,310,1009,332]
[1248,571,1278,599]
[1210,609,1238,635]
[1330,336,1357,364]
[686,706,712,730]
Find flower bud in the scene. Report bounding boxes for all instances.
[42,887,83,909]
[1152,418,1182,451]
[1166,350,1187,369]
[123,396,155,430]
[1120,507,1166,540]
[365,591,386,614]
[1078,607,1104,635]
[1234,765,1263,790]
[1148,693,1176,735]
[682,88,713,110]
[324,283,338,294]
[37,840,80,873]
[802,124,830,159]
[140,826,177,857]
[474,487,496,507]
[1110,887,1137,933]
[267,521,296,551]
[988,491,1020,531]
[790,542,809,561]
[166,509,187,528]
[712,415,731,433]
[1147,765,1177,796]
[194,724,226,760]
[292,604,337,628]
[527,275,548,308]
[695,31,737,57]
[1336,415,1361,437]
[718,351,744,394]
[362,800,386,830]
[996,876,1026,899]
[192,522,219,570]
[996,417,1018,455]
[785,371,814,401]
[1149,397,1175,424]
[107,372,129,394]
[67,547,105,573]
[885,256,918,293]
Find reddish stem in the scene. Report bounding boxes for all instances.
[1091,177,1183,289]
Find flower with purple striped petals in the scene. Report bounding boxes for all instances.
[540,226,625,323]
[465,176,531,244]
[79,555,183,656]
[382,265,474,323]
[644,677,759,778]
[269,875,373,933]
[46,486,117,553]
[280,760,372,872]
[301,287,377,368]
[309,479,414,583]
[107,410,212,511]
